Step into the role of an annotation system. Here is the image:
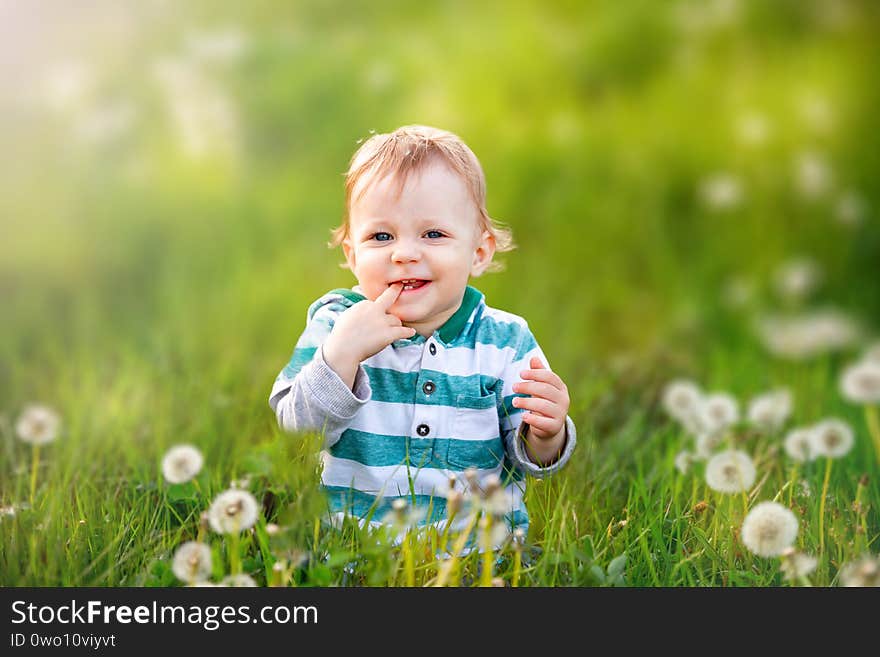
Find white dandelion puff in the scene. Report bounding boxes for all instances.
[698,393,739,436]
[747,389,793,432]
[797,92,834,134]
[15,405,61,445]
[705,450,756,494]
[172,541,212,583]
[161,445,204,484]
[721,276,754,309]
[773,258,821,304]
[208,489,259,534]
[381,498,427,542]
[736,111,770,146]
[40,59,95,113]
[696,431,725,459]
[780,548,817,581]
[477,474,510,518]
[675,450,696,475]
[809,419,854,459]
[784,428,816,463]
[834,191,867,227]
[864,342,880,364]
[794,151,832,199]
[839,554,880,587]
[740,501,798,557]
[662,380,703,425]
[755,309,860,360]
[220,574,258,587]
[184,27,250,64]
[840,360,880,405]
[699,173,743,211]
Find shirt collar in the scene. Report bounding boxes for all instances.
[332,285,483,346]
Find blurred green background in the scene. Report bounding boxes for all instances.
[2,0,879,469]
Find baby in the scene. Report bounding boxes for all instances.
[269,125,576,538]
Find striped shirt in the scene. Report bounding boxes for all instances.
[268,285,577,536]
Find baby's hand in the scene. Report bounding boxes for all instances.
[511,357,570,440]
[324,283,417,365]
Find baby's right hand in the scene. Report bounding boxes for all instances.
[323,283,417,366]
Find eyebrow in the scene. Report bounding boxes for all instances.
[359,218,450,232]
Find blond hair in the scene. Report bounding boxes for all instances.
[329,125,515,273]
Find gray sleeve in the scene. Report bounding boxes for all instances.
[271,345,371,448]
[499,318,577,478]
[507,415,577,478]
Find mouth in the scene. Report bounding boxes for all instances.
[391,278,431,292]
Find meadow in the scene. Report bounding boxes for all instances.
[1,0,879,586]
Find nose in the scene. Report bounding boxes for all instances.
[391,237,421,263]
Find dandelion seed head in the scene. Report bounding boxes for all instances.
[15,404,61,445]
[172,541,212,583]
[794,151,832,199]
[810,419,854,458]
[755,310,860,360]
[482,474,502,497]
[740,501,798,557]
[161,444,204,484]
[220,574,258,587]
[208,489,259,534]
[662,380,703,424]
[774,258,821,303]
[834,191,867,227]
[840,360,880,404]
[784,428,815,462]
[780,549,817,581]
[696,431,725,459]
[839,554,880,587]
[747,389,792,432]
[675,450,695,475]
[698,393,739,435]
[464,467,479,490]
[699,173,743,211]
[446,489,464,515]
[705,450,756,494]
[736,111,770,146]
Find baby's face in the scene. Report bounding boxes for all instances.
[343,161,495,338]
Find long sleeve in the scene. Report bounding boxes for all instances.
[498,321,577,478]
[269,297,371,448]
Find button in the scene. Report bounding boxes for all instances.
[429,343,437,356]
[422,381,436,395]
[416,424,430,436]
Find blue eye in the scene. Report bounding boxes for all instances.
[371,232,392,242]
[425,230,444,239]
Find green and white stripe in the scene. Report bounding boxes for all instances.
[269,285,577,535]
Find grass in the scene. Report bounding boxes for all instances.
[1,0,879,586]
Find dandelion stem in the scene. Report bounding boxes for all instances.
[512,547,522,588]
[479,516,494,587]
[865,405,880,466]
[818,458,832,556]
[29,443,40,506]
[403,532,415,587]
[787,463,798,508]
[434,512,479,587]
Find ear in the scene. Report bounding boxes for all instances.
[470,230,496,277]
[342,236,356,271]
